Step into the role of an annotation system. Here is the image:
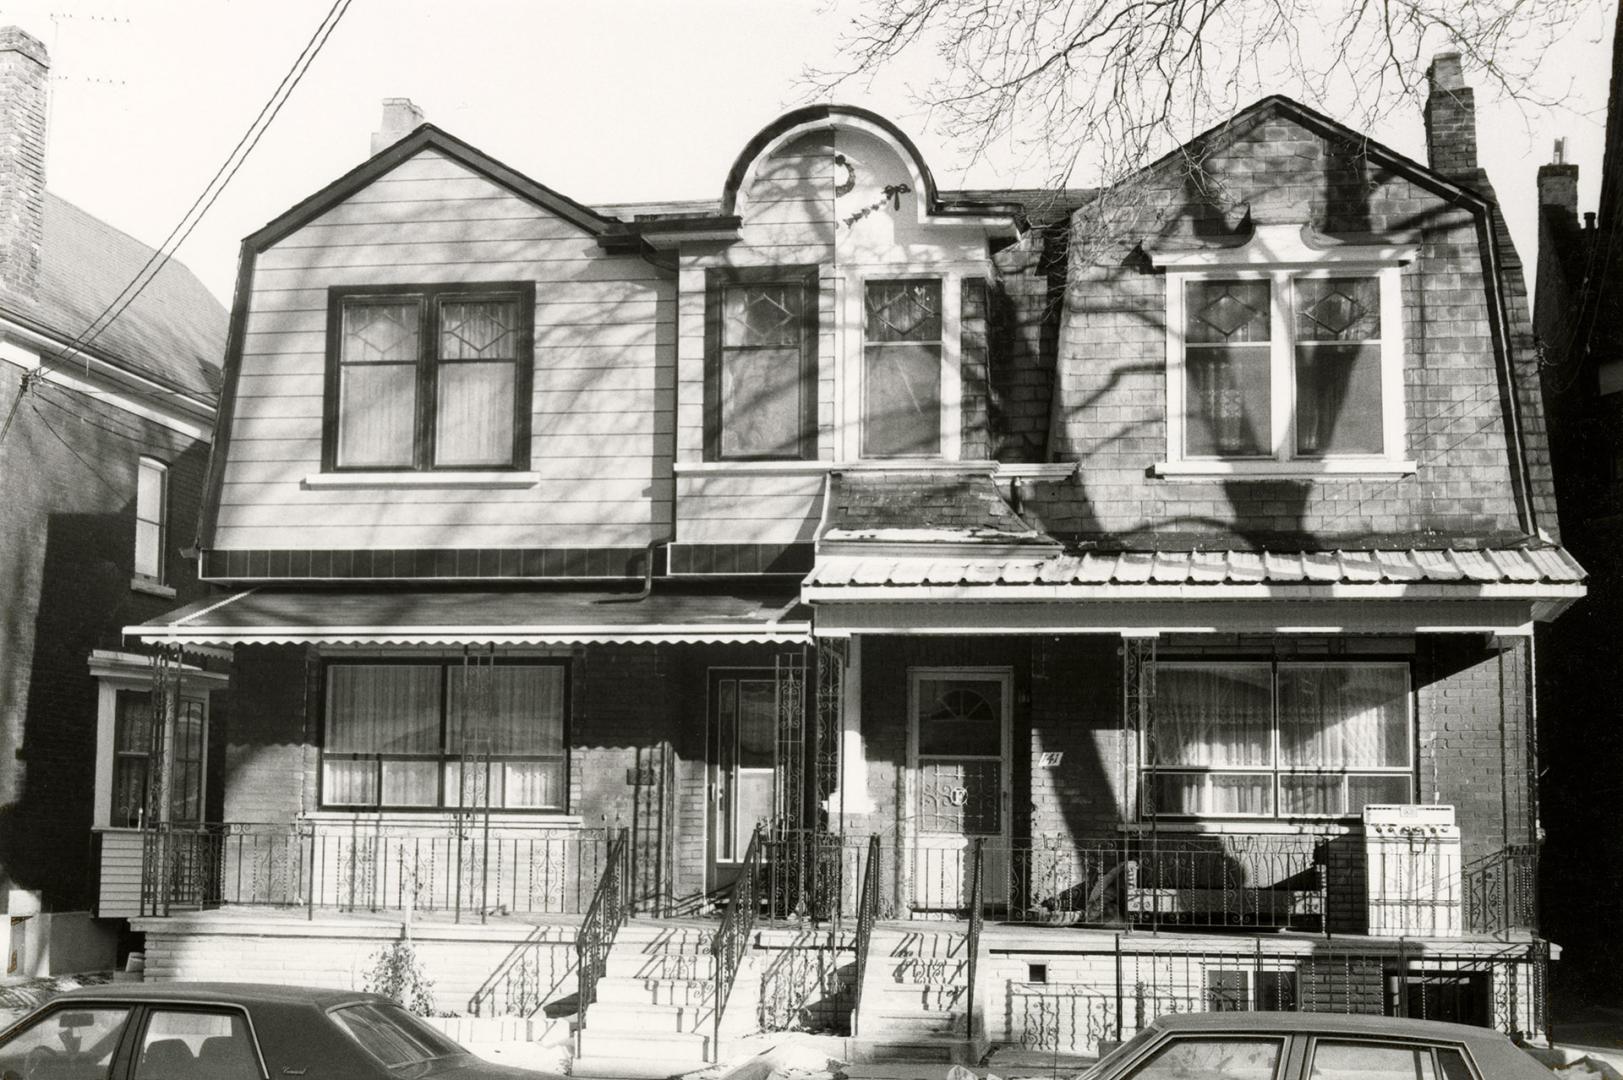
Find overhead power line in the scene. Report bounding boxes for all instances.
[0,0,356,443]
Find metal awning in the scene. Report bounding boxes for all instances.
[126,586,812,647]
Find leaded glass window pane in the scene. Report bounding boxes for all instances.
[717,283,808,459]
[439,300,517,360]
[343,301,419,363]
[863,280,942,457]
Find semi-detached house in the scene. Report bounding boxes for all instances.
[119,57,1580,1064]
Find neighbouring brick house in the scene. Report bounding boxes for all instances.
[120,56,1576,1064]
[0,25,226,974]
[1533,3,1623,1004]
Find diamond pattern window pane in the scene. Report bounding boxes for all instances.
[1295,277,1380,341]
[440,300,518,360]
[342,301,419,363]
[1185,280,1270,344]
[865,280,942,343]
[723,285,801,348]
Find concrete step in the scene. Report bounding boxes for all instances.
[576,1028,710,1065]
[605,950,717,979]
[613,925,715,952]
[849,1032,969,1065]
[885,931,967,958]
[889,956,966,984]
[864,1011,965,1036]
[584,1001,709,1034]
[594,976,713,1007]
[571,1055,702,1080]
[872,982,967,1011]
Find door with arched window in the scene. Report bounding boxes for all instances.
[909,668,1011,911]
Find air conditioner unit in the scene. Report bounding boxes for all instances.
[1363,804,1461,938]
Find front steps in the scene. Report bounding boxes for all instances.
[574,921,719,1076]
[851,926,977,1065]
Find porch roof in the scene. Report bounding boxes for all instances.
[124,585,811,647]
[804,546,1587,630]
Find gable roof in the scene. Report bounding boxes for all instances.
[0,193,227,398]
[246,123,630,252]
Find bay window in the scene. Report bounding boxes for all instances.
[323,283,534,471]
[320,661,568,811]
[1145,661,1412,819]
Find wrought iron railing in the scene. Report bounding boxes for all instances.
[711,824,763,1061]
[575,827,630,1038]
[137,821,612,919]
[965,837,984,1043]
[760,826,863,924]
[1464,844,1539,935]
[469,925,572,1018]
[849,834,880,1037]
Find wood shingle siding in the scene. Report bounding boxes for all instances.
[213,148,673,555]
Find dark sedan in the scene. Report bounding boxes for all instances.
[0,982,558,1080]
[1080,1012,1556,1080]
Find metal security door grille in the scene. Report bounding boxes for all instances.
[911,670,1010,911]
[774,652,807,832]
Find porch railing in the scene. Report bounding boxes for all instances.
[711,824,762,1062]
[139,821,612,919]
[575,827,630,1038]
[965,837,984,1043]
[849,834,880,1037]
[1464,844,1538,936]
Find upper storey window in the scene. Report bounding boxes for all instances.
[705,266,818,461]
[863,279,943,457]
[1153,225,1414,477]
[324,283,535,472]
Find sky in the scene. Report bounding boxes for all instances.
[3,0,1616,307]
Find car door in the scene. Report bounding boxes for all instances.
[127,1004,265,1080]
[1301,1037,1477,1080]
[0,1003,137,1080]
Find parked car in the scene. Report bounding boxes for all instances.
[0,982,558,1079]
[1079,1013,1555,1080]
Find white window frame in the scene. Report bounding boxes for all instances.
[134,456,167,586]
[1152,224,1417,478]
[1141,659,1415,822]
[838,264,971,461]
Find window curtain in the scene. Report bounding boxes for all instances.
[446,666,565,809]
[325,666,441,806]
[1277,665,1408,769]
[337,300,419,468]
[1151,664,1272,767]
[434,299,518,467]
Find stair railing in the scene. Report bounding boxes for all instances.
[849,833,881,1037]
[710,823,762,1062]
[965,837,984,1043]
[575,827,630,1044]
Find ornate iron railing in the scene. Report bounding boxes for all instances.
[711,824,763,1061]
[575,827,630,1038]
[849,834,881,1037]
[965,837,984,1042]
[468,925,572,1018]
[1464,844,1539,935]
[135,821,611,919]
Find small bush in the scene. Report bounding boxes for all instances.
[364,938,436,1016]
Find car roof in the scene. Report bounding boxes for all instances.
[49,982,386,1010]
[1150,1011,1513,1041]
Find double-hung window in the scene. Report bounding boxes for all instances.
[320,661,568,811]
[704,266,818,460]
[108,690,207,827]
[1154,225,1413,475]
[134,457,167,582]
[1144,661,1412,819]
[324,283,535,471]
[863,278,944,457]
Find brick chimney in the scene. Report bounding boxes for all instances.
[371,97,424,155]
[1424,53,1477,177]
[0,27,48,302]
[1537,139,1579,223]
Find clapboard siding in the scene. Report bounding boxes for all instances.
[96,830,144,918]
[676,473,824,545]
[215,146,672,554]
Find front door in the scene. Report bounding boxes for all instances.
[910,668,1011,911]
[707,670,778,894]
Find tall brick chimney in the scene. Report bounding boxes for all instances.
[0,27,48,302]
[371,97,424,156]
[1424,53,1477,177]
[1538,139,1580,223]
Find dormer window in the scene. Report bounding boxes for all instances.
[704,266,818,461]
[1153,225,1415,477]
[323,283,535,472]
[863,279,943,457]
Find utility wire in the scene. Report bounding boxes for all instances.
[0,0,355,443]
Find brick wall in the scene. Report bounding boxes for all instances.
[1036,104,1535,546]
[0,366,212,911]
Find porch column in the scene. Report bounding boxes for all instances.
[828,636,871,824]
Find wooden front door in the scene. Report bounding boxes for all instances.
[909,668,1011,911]
[707,670,778,894]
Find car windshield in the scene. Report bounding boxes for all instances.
[330,1002,462,1068]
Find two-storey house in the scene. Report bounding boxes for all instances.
[0,25,227,975]
[123,57,1578,1065]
